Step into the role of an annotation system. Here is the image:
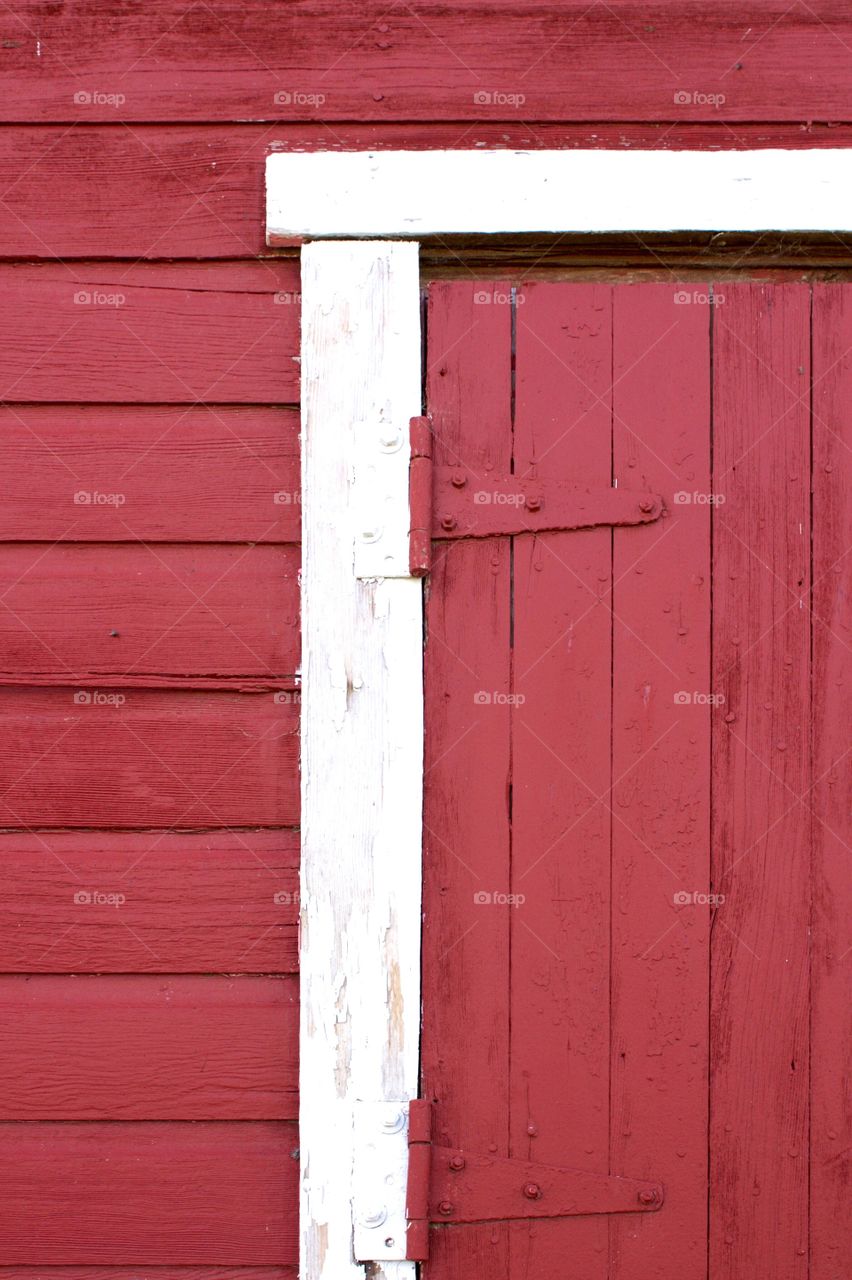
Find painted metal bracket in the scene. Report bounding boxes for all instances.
[406,1100,664,1262]
[408,415,664,576]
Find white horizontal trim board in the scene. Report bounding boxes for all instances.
[300,240,423,1280]
[267,148,852,239]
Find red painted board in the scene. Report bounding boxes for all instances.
[609,283,711,1278]
[0,975,297,1119]
[0,687,299,828]
[810,283,852,1280]
[0,544,299,680]
[421,281,513,1280]
[3,3,850,122]
[1,126,850,260]
[0,405,300,542]
[0,264,299,403]
[0,830,299,974]
[0,1272,296,1280]
[710,283,811,1278]
[509,281,613,1274]
[0,1121,297,1263]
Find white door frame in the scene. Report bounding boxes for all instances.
[267,148,852,1280]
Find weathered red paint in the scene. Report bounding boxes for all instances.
[0,1122,298,1263]
[0,975,297,1119]
[0,405,300,542]
[0,831,299,974]
[4,125,850,260]
[1,6,847,1273]
[421,280,849,1279]
[4,2,850,122]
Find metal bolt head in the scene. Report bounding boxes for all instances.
[379,427,402,451]
[441,514,457,532]
[438,1200,454,1215]
[523,1182,542,1200]
[361,1206,388,1228]
[451,470,467,488]
[448,1155,465,1172]
[381,1109,405,1134]
[525,494,542,512]
[638,1187,660,1206]
[639,497,655,514]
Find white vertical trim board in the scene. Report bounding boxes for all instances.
[300,240,423,1280]
[267,148,852,240]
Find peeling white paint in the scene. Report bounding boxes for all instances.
[300,241,423,1279]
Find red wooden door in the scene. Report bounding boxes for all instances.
[421,280,849,1280]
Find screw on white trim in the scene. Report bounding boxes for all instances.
[381,1109,406,1134]
[360,1206,388,1228]
[379,425,403,451]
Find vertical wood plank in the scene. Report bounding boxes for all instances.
[710,282,811,1278]
[421,281,513,1280]
[610,283,712,1278]
[300,241,423,1280]
[510,281,613,1276]
[810,283,852,1280]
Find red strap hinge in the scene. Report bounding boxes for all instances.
[406,1101,664,1261]
[408,415,433,577]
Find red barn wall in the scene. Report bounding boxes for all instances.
[0,2,849,1274]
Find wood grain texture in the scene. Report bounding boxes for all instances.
[0,405,300,542]
[0,264,299,403]
[299,242,423,1280]
[0,830,299,974]
[3,3,850,122]
[610,284,711,1278]
[0,1121,298,1263]
[810,284,852,1280]
[0,687,298,828]
[0,544,299,680]
[421,282,513,1280]
[1,125,850,260]
[710,283,811,1278]
[0,975,297,1119]
[509,281,613,1275]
